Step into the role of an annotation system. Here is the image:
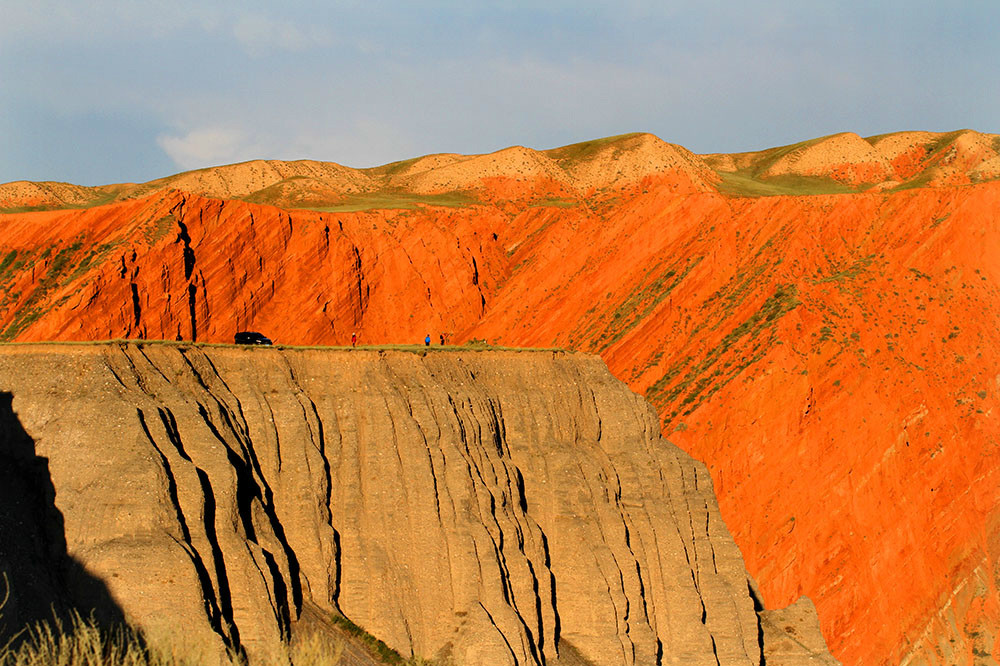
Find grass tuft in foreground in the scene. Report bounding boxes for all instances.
[0,574,351,666]
[0,613,187,666]
[0,576,440,665]
[0,613,358,666]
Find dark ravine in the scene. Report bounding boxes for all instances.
[0,344,836,665]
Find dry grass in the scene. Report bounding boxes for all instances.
[285,633,345,666]
[0,576,350,666]
[0,613,186,666]
[0,533,441,666]
[0,615,353,666]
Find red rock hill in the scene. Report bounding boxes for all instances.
[2,130,1000,665]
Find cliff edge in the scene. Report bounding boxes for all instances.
[0,344,835,665]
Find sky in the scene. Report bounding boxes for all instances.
[2,1,998,186]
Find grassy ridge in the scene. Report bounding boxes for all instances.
[0,186,126,215]
[306,191,480,212]
[545,132,644,165]
[714,172,860,197]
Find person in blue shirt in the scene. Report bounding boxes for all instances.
[424,334,431,347]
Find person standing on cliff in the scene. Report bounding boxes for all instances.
[424,333,431,347]
[439,333,445,346]
[351,332,357,347]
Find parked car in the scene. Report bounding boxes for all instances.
[234,331,273,345]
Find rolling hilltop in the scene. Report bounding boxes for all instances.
[2,130,1000,665]
[2,129,998,213]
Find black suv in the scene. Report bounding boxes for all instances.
[234,331,273,345]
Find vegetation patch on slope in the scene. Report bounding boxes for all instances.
[592,256,704,352]
[0,239,100,342]
[647,283,800,423]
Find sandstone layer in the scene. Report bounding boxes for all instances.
[0,344,835,665]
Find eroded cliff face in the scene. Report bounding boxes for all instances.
[0,191,507,345]
[0,344,835,665]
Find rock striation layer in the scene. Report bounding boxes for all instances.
[0,344,834,665]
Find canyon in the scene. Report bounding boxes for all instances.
[1,129,999,664]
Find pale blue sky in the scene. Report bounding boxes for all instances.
[2,1,998,185]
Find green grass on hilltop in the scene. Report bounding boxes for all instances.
[714,171,860,197]
[545,132,644,166]
[741,135,829,176]
[363,156,424,179]
[709,133,875,197]
[0,186,126,215]
[306,190,480,212]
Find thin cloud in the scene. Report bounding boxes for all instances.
[157,127,256,170]
[0,1,223,42]
[232,14,331,55]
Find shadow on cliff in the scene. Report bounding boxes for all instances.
[0,391,129,646]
